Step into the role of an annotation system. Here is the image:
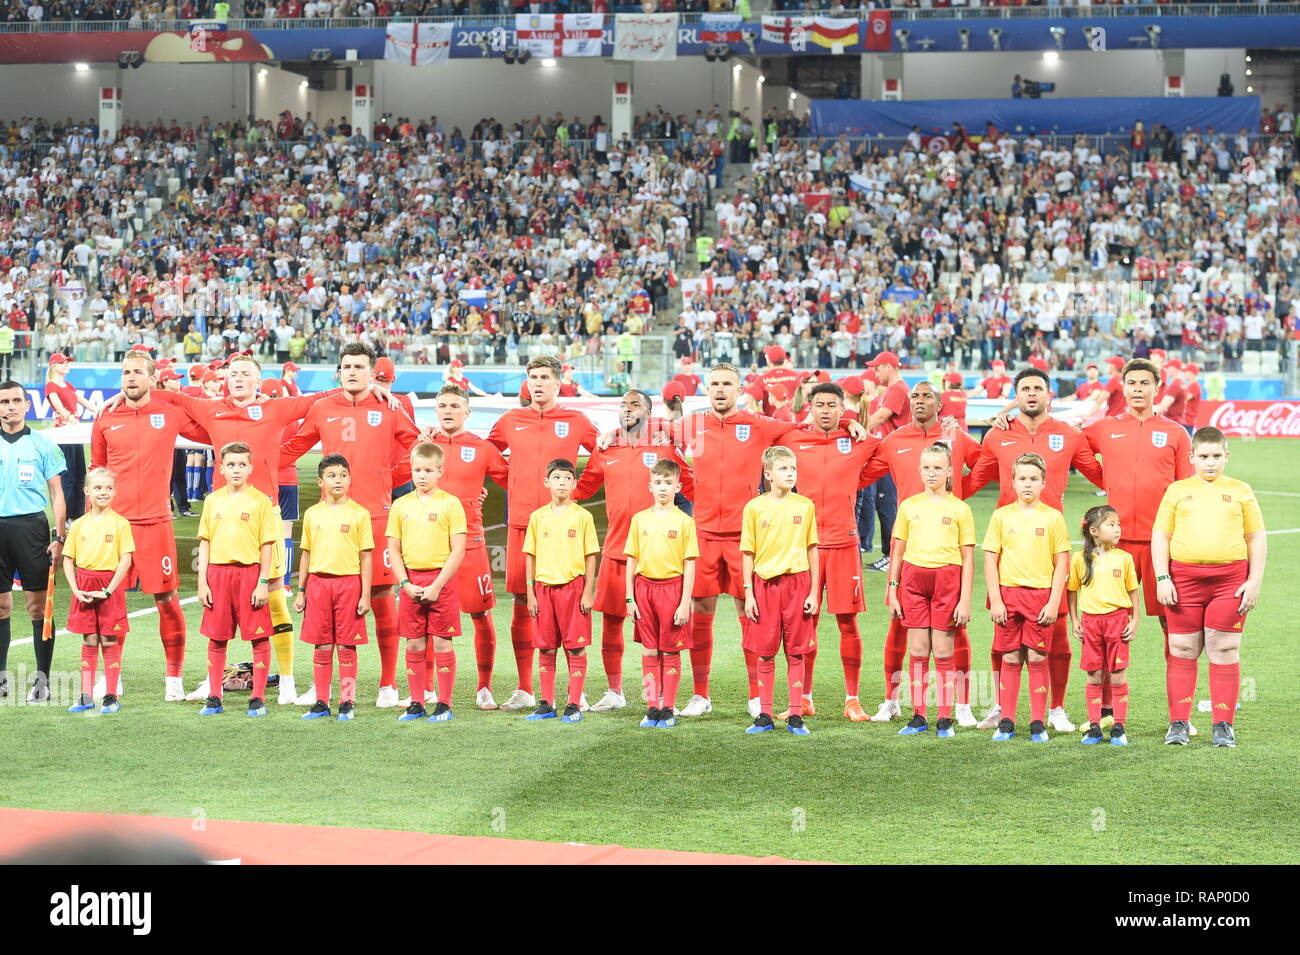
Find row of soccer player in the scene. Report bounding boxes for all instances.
[52,350,1266,744]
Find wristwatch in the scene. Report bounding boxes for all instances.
[53,534,65,544]
[257,578,269,584]
[1155,574,1171,582]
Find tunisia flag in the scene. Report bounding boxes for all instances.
[865,10,891,51]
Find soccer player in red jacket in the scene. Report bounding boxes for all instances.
[428,384,510,709]
[858,380,982,725]
[487,356,600,711]
[90,352,206,701]
[576,389,693,712]
[786,381,881,720]
[279,343,423,708]
[965,367,1105,732]
[1084,358,1193,729]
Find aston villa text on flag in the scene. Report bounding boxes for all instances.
[865,10,891,51]
[515,13,604,57]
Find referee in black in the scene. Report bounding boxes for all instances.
[0,379,67,703]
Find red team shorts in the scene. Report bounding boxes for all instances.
[456,546,496,614]
[595,556,628,616]
[301,573,369,646]
[66,568,129,637]
[991,585,1054,653]
[1079,608,1132,672]
[128,520,180,595]
[506,525,529,595]
[399,568,464,639]
[532,577,592,652]
[819,546,864,615]
[632,575,692,652]
[1119,540,1166,618]
[370,514,395,587]
[201,564,274,642]
[1167,560,1249,635]
[898,561,961,631]
[743,571,815,657]
[694,534,745,600]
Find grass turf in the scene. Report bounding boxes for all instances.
[4,441,1297,864]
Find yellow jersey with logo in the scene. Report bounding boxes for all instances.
[740,492,819,580]
[1154,476,1264,564]
[300,498,375,576]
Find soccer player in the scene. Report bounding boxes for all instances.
[966,367,1105,732]
[786,381,881,721]
[279,343,423,707]
[1067,505,1139,746]
[857,380,982,726]
[522,459,600,724]
[195,442,279,718]
[574,389,694,713]
[0,379,67,703]
[488,357,599,712]
[1152,427,1266,748]
[625,458,699,728]
[294,454,374,722]
[428,385,510,709]
[62,468,134,715]
[1083,358,1193,728]
[887,444,975,739]
[741,446,820,737]
[982,453,1071,743]
[90,352,202,700]
[388,442,468,724]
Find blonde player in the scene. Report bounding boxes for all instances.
[1153,426,1266,748]
[387,443,468,724]
[63,468,135,715]
[886,445,975,739]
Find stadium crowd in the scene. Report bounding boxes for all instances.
[0,107,1295,382]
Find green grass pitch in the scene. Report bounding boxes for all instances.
[6,441,1297,864]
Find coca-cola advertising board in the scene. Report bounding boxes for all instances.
[1197,401,1300,438]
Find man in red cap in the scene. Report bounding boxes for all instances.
[939,372,967,429]
[445,359,488,397]
[374,357,416,420]
[858,351,909,574]
[1180,363,1202,435]
[1100,355,1128,416]
[558,363,592,398]
[1155,356,1187,423]
[670,357,702,397]
[280,361,301,397]
[756,345,800,416]
[838,375,864,420]
[969,359,1012,400]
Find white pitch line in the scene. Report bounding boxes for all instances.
[1256,490,1300,498]
[10,596,202,649]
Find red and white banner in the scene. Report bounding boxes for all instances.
[384,22,452,66]
[700,13,742,44]
[613,13,677,61]
[515,13,604,58]
[865,10,892,51]
[1198,400,1300,438]
[761,16,812,51]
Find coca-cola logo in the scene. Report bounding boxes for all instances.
[1203,401,1300,438]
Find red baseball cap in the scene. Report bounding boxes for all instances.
[1150,348,1167,361]
[680,356,694,365]
[867,350,900,369]
[943,372,963,387]
[1104,355,1125,369]
[860,369,879,386]
[990,359,1007,369]
[562,363,574,373]
[159,368,183,382]
[48,353,72,365]
[839,375,864,396]
[1165,357,1183,371]
[1028,356,1049,372]
[201,372,219,385]
[128,344,152,354]
[282,361,301,373]
[1085,362,1099,371]
[209,359,226,370]
[661,381,687,402]
[261,378,283,397]
[188,365,204,379]
[450,358,464,369]
[814,369,830,383]
[374,357,396,383]
[764,345,786,365]
[1184,363,1200,375]
[769,383,791,402]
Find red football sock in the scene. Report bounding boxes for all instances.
[102,641,123,696]
[510,600,536,694]
[405,645,427,705]
[642,653,660,707]
[251,638,271,699]
[935,655,955,720]
[600,614,625,693]
[566,653,588,706]
[953,626,971,705]
[207,640,227,701]
[689,613,713,698]
[472,613,496,691]
[786,654,805,717]
[337,646,358,703]
[80,644,98,697]
[1087,683,1104,724]
[1208,662,1240,725]
[372,592,399,689]
[1027,659,1049,724]
[313,646,333,704]
[836,614,861,698]
[538,650,557,706]
[909,655,929,719]
[1166,655,1198,722]
[756,656,776,716]
[434,651,457,706]
[999,660,1021,723]
[1111,681,1130,725]
[661,652,682,711]
[884,618,906,701]
[156,595,187,678]
[1049,652,1072,710]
